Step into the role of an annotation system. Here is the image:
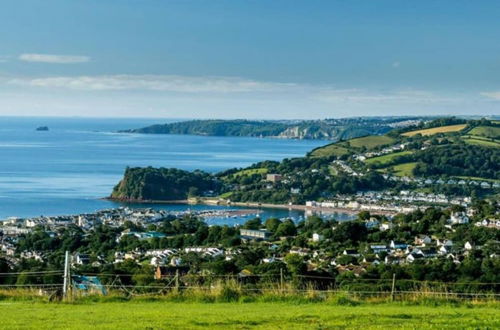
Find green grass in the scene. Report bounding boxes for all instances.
[365,151,413,165]
[310,135,394,158]
[309,143,350,158]
[231,168,268,177]
[218,191,234,199]
[0,300,499,329]
[463,137,500,148]
[347,135,395,149]
[378,162,418,177]
[454,176,500,183]
[468,125,500,139]
[402,124,467,137]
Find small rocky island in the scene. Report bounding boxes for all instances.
[36,126,49,131]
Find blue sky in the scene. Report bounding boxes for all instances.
[0,0,499,118]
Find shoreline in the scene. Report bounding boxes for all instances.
[105,197,397,216]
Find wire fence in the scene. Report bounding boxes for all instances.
[0,270,499,300]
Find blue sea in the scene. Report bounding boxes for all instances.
[0,117,354,224]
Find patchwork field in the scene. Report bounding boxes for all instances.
[402,124,467,137]
[1,301,499,329]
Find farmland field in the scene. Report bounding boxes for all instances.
[402,124,467,137]
[1,300,499,329]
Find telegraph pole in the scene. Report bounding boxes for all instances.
[63,251,70,299]
[391,273,396,301]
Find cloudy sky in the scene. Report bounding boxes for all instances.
[0,0,499,119]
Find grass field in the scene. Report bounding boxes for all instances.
[1,300,499,329]
[468,125,500,139]
[365,151,413,165]
[402,124,467,137]
[463,137,500,148]
[379,162,419,177]
[309,143,350,158]
[310,135,394,158]
[231,168,268,177]
[347,135,395,149]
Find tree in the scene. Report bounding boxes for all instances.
[243,218,262,230]
[274,220,297,237]
[284,253,306,275]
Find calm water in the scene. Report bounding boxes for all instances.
[0,117,356,223]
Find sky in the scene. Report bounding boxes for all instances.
[0,0,499,119]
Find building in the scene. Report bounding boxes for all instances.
[266,174,282,183]
[240,229,272,241]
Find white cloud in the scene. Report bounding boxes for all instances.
[480,91,500,100]
[314,88,459,105]
[18,53,90,64]
[8,74,295,93]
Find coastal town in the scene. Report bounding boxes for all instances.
[1,195,498,280]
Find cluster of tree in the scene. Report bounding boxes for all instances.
[110,167,222,200]
[413,144,500,180]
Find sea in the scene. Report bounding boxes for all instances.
[0,117,355,224]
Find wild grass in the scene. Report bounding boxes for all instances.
[1,282,499,329]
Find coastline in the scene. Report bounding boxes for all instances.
[105,197,397,216]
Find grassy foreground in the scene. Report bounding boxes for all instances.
[1,300,499,329]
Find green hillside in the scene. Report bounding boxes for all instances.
[467,125,500,139]
[309,135,395,158]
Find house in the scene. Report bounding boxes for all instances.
[438,245,452,255]
[342,249,360,257]
[464,241,474,250]
[406,252,424,263]
[370,245,388,253]
[379,222,394,231]
[74,253,90,265]
[436,239,453,247]
[420,247,438,257]
[449,212,469,225]
[364,218,380,229]
[290,188,301,194]
[266,174,282,183]
[312,233,324,242]
[390,240,408,250]
[414,235,432,246]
